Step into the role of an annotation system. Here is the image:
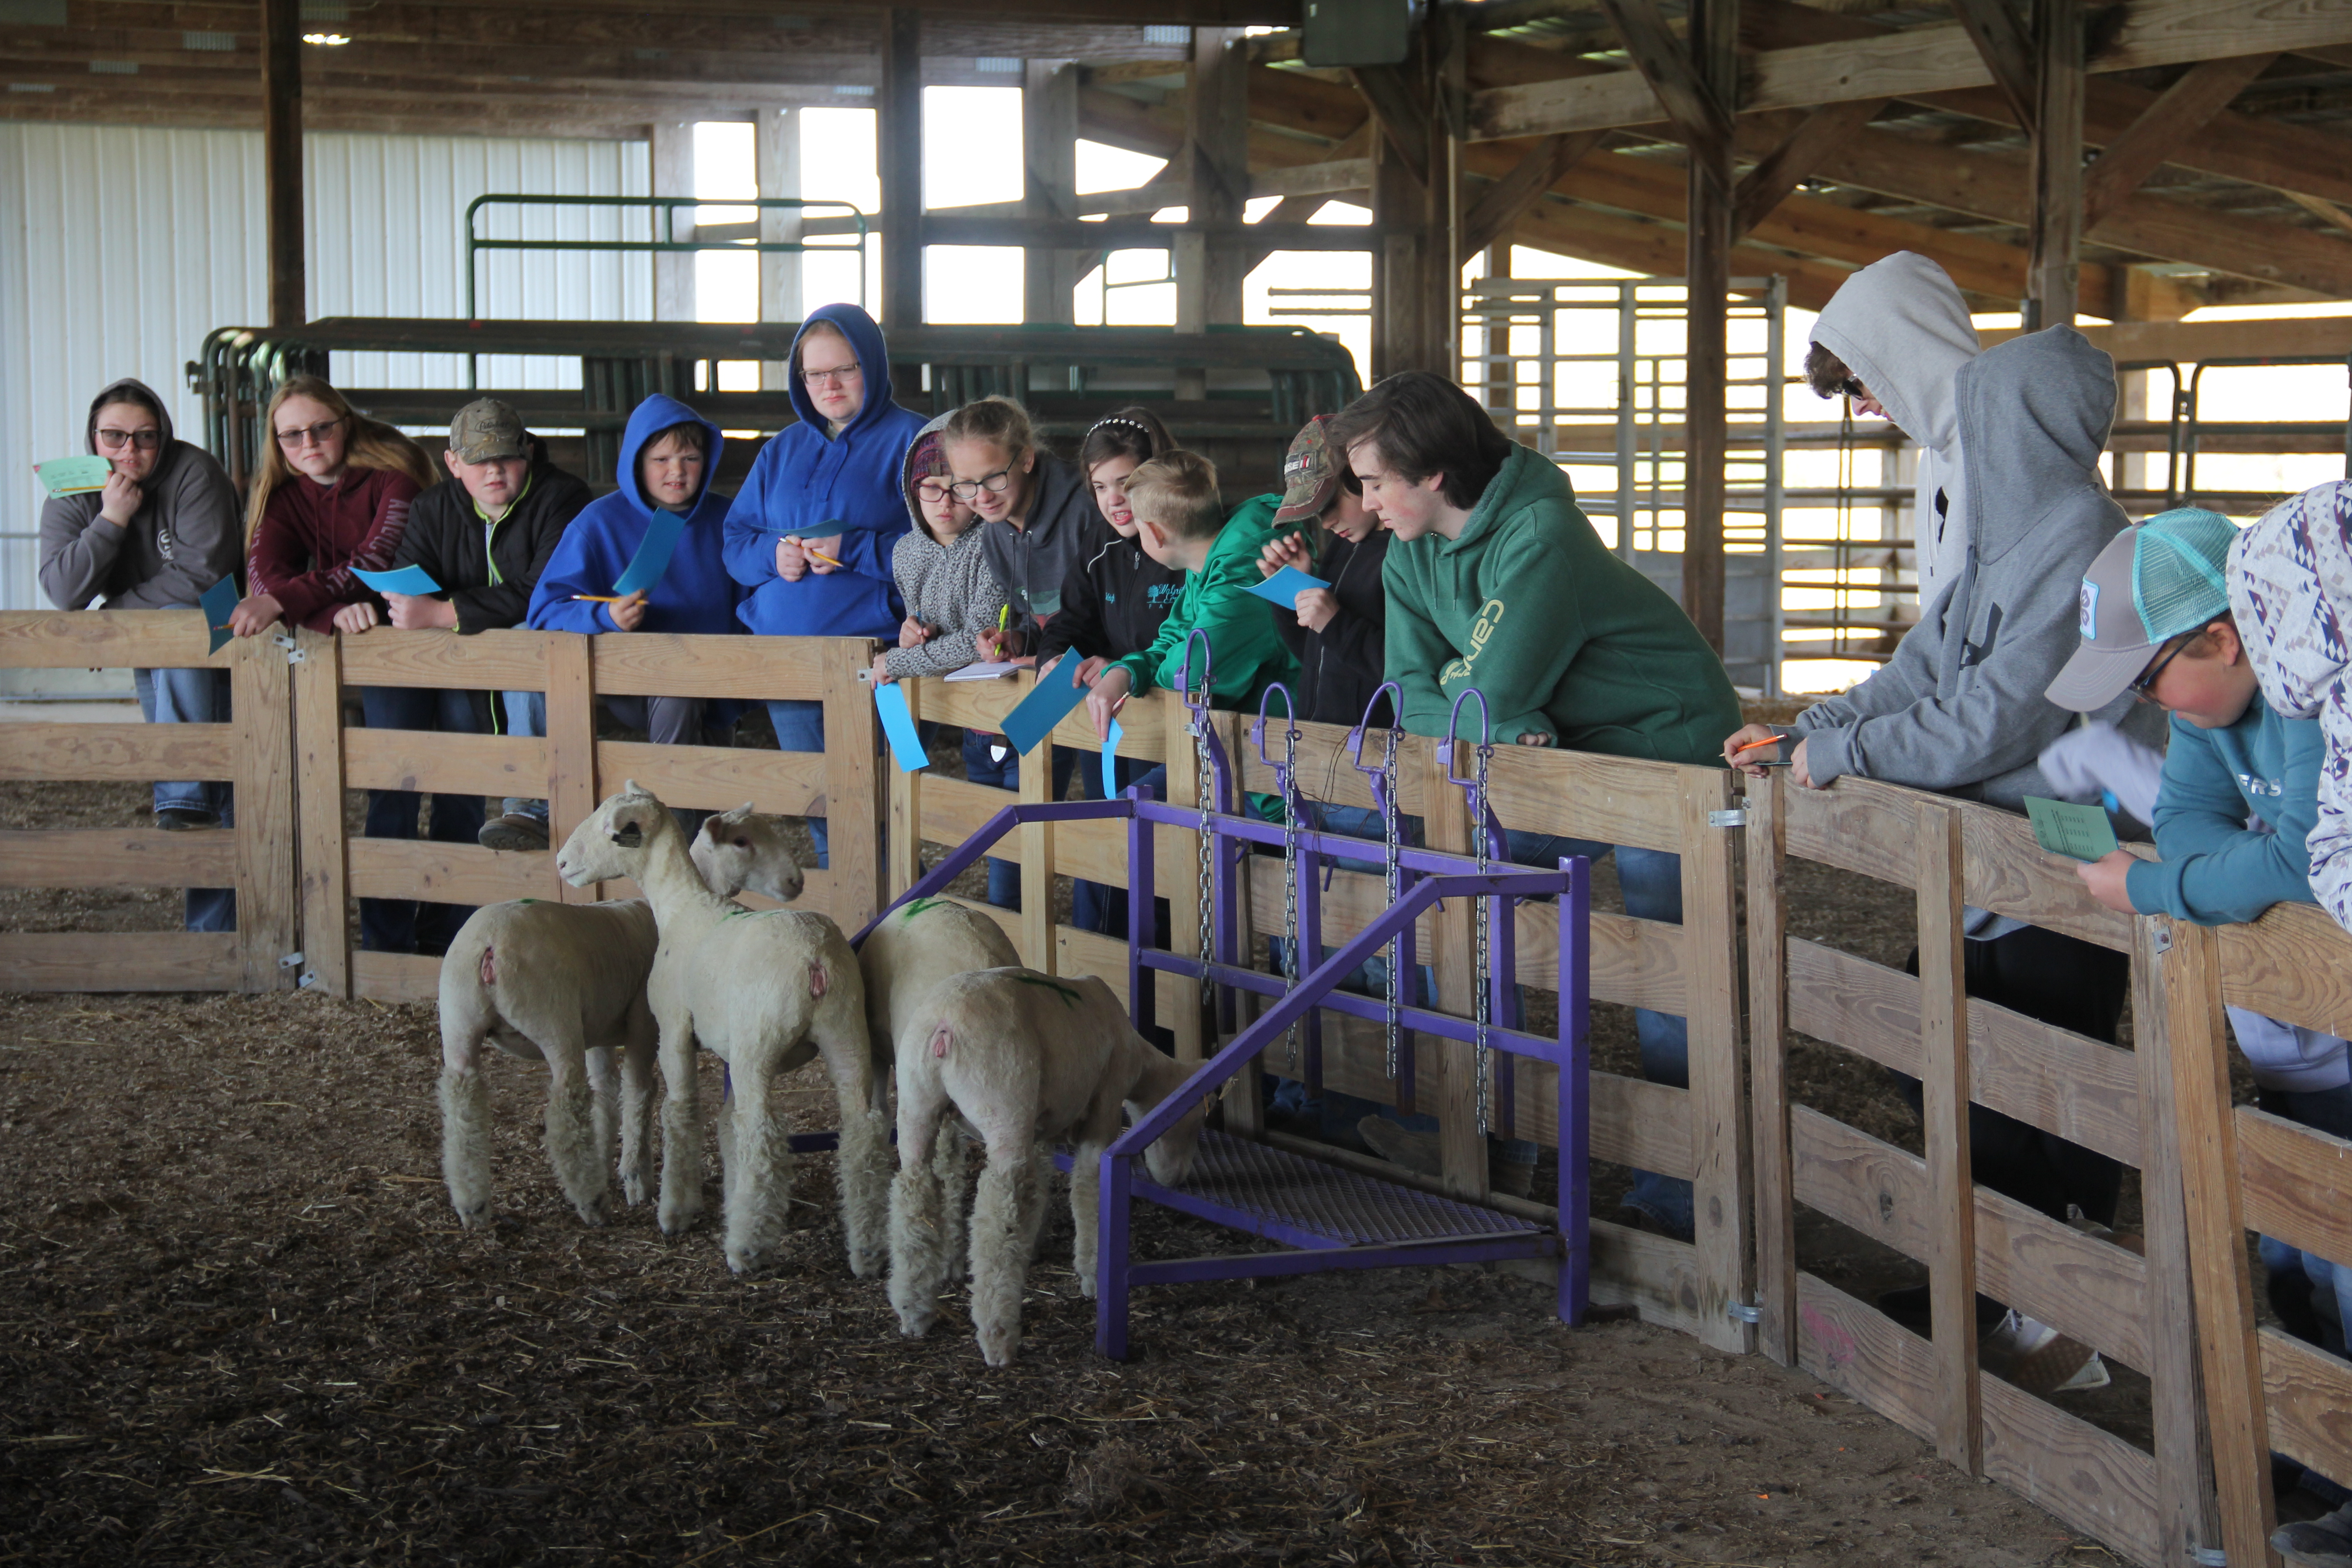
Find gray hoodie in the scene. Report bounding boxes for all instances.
[38,378,241,612]
[1795,326,2167,810]
[1809,252,1980,611]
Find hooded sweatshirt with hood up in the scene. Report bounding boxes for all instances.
[526,395,745,639]
[881,414,1012,681]
[1809,252,1980,612]
[723,303,923,641]
[40,377,242,612]
[1793,326,2168,809]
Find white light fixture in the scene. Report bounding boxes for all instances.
[301,31,349,45]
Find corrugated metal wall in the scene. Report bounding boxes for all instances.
[0,125,651,612]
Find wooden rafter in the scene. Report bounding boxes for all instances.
[1462,131,1604,257]
[2079,54,2279,229]
[1947,0,2039,134]
[1730,97,1887,240]
[1347,63,1431,189]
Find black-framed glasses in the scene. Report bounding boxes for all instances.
[274,416,345,449]
[948,467,1016,502]
[1838,376,1868,402]
[94,426,161,451]
[2131,634,2192,701]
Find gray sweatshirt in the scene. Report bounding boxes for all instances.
[1795,326,2167,810]
[884,412,1014,681]
[39,377,241,612]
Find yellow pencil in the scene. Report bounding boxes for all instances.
[573,594,626,603]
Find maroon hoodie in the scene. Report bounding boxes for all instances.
[247,466,419,633]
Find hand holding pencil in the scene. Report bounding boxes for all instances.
[778,533,846,580]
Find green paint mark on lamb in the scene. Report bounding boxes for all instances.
[1011,975,1083,1009]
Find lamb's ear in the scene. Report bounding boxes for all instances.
[622,777,645,797]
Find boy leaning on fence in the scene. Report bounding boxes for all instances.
[2044,506,2352,1567]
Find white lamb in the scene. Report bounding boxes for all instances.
[557,781,889,1278]
[888,967,1208,1367]
[437,804,805,1229]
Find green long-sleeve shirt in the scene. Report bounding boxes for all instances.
[1112,494,1298,707]
[1382,444,1739,764]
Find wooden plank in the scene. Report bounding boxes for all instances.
[0,722,237,784]
[1590,1217,1704,1337]
[1018,696,1056,974]
[1730,97,1889,239]
[2239,1104,2352,1265]
[1477,744,1688,854]
[544,632,600,906]
[1462,130,1604,257]
[1792,1102,1930,1259]
[351,948,442,1005]
[1782,775,1916,888]
[1917,799,1982,1474]
[1795,1272,1938,1445]
[1055,816,1199,892]
[1681,769,1751,1356]
[1249,157,1374,199]
[334,627,547,691]
[2163,920,2278,1568]
[1971,1185,2151,1373]
[346,837,555,906]
[914,772,1018,848]
[1166,699,1208,1067]
[231,622,299,992]
[1746,773,1799,1366]
[2261,1325,2352,1488]
[887,681,921,898]
[0,931,240,992]
[821,638,882,933]
[2078,54,2277,230]
[1233,717,1393,813]
[1959,799,2133,953]
[1058,922,1181,1029]
[1418,739,1488,1202]
[590,631,829,701]
[0,829,236,888]
[1980,1375,2164,1568]
[292,628,350,998]
[2217,900,2352,1039]
[0,608,214,670]
[1514,900,1689,1015]
[343,729,547,798]
[595,740,824,815]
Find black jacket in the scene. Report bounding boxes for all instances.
[392,439,593,633]
[1273,527,1392,728]
[1035,510,1185,665]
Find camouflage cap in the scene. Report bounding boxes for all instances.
[448,397,529,464]
[1272,415,1340,525]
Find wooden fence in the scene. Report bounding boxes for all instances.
[0,610,298,993]
[889,675,1754,1357]
[1744,771,2216,1568]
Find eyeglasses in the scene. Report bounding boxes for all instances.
[915,480,954,505]
[1838,376,1868,402]
[947,467,1016,502]
[274,416,345,449]
[95,426,161,451]
[2130,634,2191,701]
[800,363,862,388]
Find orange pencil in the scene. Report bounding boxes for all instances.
[1733,735,1783,755]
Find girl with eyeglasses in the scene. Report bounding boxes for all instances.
[947,396,1105,667]
[722,303,924,870]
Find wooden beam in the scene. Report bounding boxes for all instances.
[260,0,302,328]
[1024,58,1082,328]
[1250,157,1375,199]
[1595,0,1733,155]
[2079,53,2278,229]
[2026,0,2084,330]
[921,214,1377,250]
[1730,96,1887,240]
[1949,0,2039,133]
[1462,131,1602,258]
[1177,24,1250,399]
[650,120,696,324]
[756,107,801,391]
[1348,62,1431,189]
[879,7,923,333]
[1682,0,1737,653]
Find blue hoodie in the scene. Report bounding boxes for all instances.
[724,303,926,640]
[526,395,745,638]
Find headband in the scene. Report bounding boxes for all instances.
[1086,416,1152,438]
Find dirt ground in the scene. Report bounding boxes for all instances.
[0,735,2171,1567]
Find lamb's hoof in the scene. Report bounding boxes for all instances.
[850,1246,887,1280]
[725,1245,774,1277]
[977,1329,1018,1368]
[452,1202,490,1229]
[1078,1276,1099,1301]
[571,1196,610,1228]
[657,1199,702,1238]
[896,1308,937,1339]
[621,1174,648,1207]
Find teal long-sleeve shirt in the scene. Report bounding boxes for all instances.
[2126,691,2324,926]
[1110,495,1297,707]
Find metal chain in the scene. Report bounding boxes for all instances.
[1474,737,1493,1139]
[1281,717,1300,1072]
[1194,710,1214,1009]
[1382,723,1402,1082]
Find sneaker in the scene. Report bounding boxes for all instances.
[1980,1309,2105,1394]
[477,813,549,853]
[2275,1503,2352,1568]
[153,806,218,831]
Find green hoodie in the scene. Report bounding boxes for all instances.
[1112,494,1298,707]
[1383,444,1739,764]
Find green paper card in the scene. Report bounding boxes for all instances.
[36,456,112,497]
[2023,795,2120,862]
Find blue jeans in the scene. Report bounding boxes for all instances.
[134,664,234,932]
[500,690,546,822]
[359,686,488,955]
[768,698,828,869]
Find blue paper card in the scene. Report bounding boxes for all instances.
[612,511,685,598]
[352,564,443,597]
[199,575,238,657]
[1245,564,1331,608]
[1102,718,1124,800]
[1001,656,1091,757]
[874,682,928,773]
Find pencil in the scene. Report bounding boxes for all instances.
[1733,734,1783,755]
[784,535,846,570]
[573,594,626,603]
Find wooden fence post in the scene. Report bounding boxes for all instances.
[1017,708,1056,973]
[2165,917,2280,1568]
[1166,691,1208,1066]
[1682,769,1752,1356]
[546,633,599,905]
[232,625,299,992]
[1744,771,1796,1365]
[2132,913,2230,1565]
[1917,799,1982,1475]
[1418,739,1488,1203]
[291,627,349,999]
[823,638,884,933]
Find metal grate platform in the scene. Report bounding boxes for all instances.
[1142,1130,1544,1249]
